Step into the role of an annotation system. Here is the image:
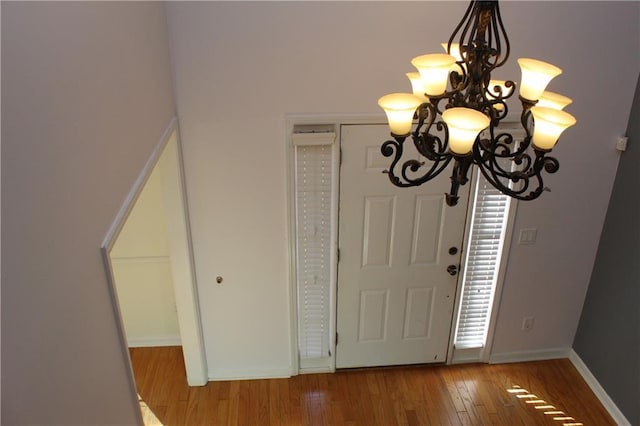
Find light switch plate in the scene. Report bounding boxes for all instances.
[616,136,628,152]
[518,228,537,245]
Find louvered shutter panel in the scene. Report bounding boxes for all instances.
[455,173,510,349]
[293,135,334,362]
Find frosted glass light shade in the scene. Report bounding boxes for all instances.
[518,58,562,101]
[441,42,464,62]
[406,72,427,100]
[411,54,456,96]
[378,93,423,136]
[537,91,573,110]
[442,107,491,155]
[530,106,576,150]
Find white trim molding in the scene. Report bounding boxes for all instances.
[569,349,631,426]
[110,256,170,265]
[451,346,483,364]
[489,347,571,364]
[208,367,292,382]
[102,118,208,387]
[128,336,182,348]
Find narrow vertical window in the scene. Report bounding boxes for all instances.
[292,130,336,370]
[454,172,511,352]
[453,125,522,361]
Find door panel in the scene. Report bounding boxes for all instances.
[362,196,396,267]
[411,195,444,265]
[336,124,470,368]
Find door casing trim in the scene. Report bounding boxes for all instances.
[102,118,208,389]
[285,113,515,373]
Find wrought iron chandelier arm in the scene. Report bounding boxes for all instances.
[413,134,449,162]
[483,130,530,164]
[413,103,451,161]
[474,132,527,196]
[447,1,475,51]
[421,94,450,118]
[487,99,509,122]
[487,103,538,166]
[476,159,539,200]
[480,104,534,166]
[533,148,559,174]
[446,155,474,206]
[479,149,532,183]
[475,133,505,175]
[492,1,510,67]
[381,136,411,187]
[482,80,515,123]
[474,136,560,200]
[400,155,453,187]
[381,134,454,188]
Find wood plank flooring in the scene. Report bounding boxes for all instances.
[129,347,614,426]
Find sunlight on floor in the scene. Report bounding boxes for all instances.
[138,394,163,426]
[507,385,584,426]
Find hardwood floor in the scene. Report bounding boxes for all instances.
[129,347,614,426]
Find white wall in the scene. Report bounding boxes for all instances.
[166,1,639,377]
[111,166,181,347]
[1,2,175,424]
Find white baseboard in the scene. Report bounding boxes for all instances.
[451,346,483,364]
[488,347,571,364]
[208,367,292,381]
[128,336,182,347]
[299,356,333,374]
[298,367,333,374]
[569,349,630,426]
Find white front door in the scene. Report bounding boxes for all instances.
[336,124,470,368]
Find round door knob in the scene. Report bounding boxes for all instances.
[447,265,458,276]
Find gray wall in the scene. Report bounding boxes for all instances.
[1,2,175,424]
[573,74,640,425]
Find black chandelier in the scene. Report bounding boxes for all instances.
[378,0,576,206]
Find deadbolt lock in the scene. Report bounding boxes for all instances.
[449,247,458,255]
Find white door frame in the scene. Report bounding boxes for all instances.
[286,113,515,373]
[102,118,208,386]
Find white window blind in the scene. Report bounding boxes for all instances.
[293,133,335,363]
[455,172,510,349]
